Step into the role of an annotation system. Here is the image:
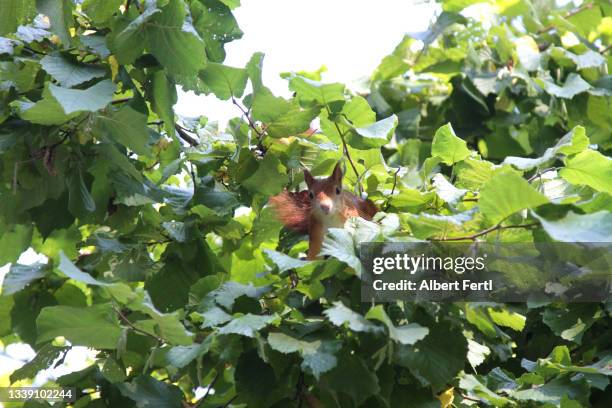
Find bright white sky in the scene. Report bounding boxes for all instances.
[0,0,439,399]
[175,0,439,124]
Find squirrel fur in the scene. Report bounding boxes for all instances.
[269,162,378,259]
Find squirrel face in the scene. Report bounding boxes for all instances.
[304,163,344,223]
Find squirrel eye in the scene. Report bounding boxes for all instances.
[335,187,341,195]
[309,191,314,199]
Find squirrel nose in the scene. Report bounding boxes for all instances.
[319,203,331,214]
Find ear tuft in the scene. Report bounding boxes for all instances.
[304,169,315,189]
[330,162,343,183]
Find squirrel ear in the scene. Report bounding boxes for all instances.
[304,169,315,189]
[330,162,343,183]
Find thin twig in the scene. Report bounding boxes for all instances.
[232,97,263,138]
[113,305,164,343]
[327,109,362,194]
[192,371,220,408]
[232,97,267,155]
[527,167,560,183]
[430,223,539,241]
[384,167,401,210]
[175,123,200,146]
[600,43,612,54]
[111,97,132,105]
[221,395,238,408]
[461,393,482,403]
[537,3,594,33]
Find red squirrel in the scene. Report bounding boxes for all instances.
[269,162,378,259]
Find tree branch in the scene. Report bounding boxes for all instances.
[430,222,539,241]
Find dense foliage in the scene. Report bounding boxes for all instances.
[0,0,611,407]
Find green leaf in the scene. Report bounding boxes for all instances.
[0,0,35,35]
[190,0,242,63]
[348,115,398,149]
[217,313,276,337]
[267,332,340,379]
[550,47,606,70]
[541,73,591,99]
[320,228,364,277]
[150,70,177,137]
[533,211,612,242]
[322,355,380,405]
[455,158,495,190]
[289,76,345,104]
[243,154,288,196]
[0,223,33,267]
[0,59,41,92]
[432,173,467,205]
[113,1,206,77]
[265,105,319,138]
[479,169,548,224]
[323,301,382,333]
[36,0,73,44]
[342,95,376,127]
[511,377,587,404]
[395,324,468,390]
[487,307,526,331]
[504,126,589,171]
[134,312,194,345]
[82,0,123,24]
[460,373,512,406]
[40,54,106,88]
[200,306,232,328]
[118,376,183,408]
[58,251,109,286]
[560,150,612,194]
[431,123,471,165]
[200,62,248,100]
[166,340,211,368]
[421,11,467,45]
[19,81,115,125]
[36,303,121,349]
[67,168,96,218]
[1,263,45,295]
[542,304,601,344]
[263,249,310,273]
[207,282,270,310]
[219,0,240,9]
[365,305,429,345]
[10,344,69,382]
[234,349,290,408]
[94,105,151,155]
[50,80,115,114]
[111,7,158,63]
[467,340,491,368]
